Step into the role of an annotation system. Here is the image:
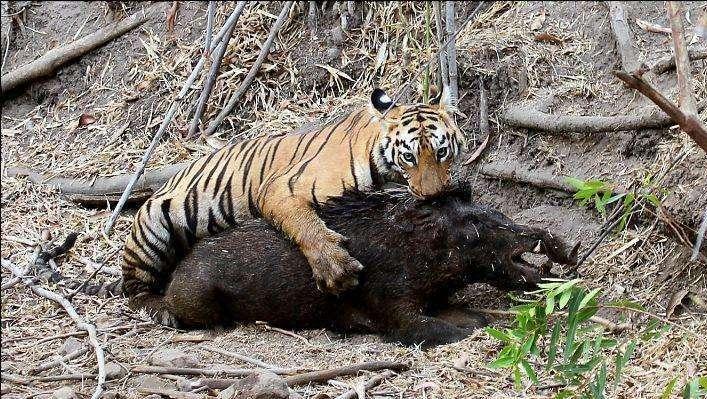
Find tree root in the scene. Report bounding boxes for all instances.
[4,163,189,205]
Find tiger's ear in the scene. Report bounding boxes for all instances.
[430,85,453,109]
[370,88,397,115]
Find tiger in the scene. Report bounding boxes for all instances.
[123,87,465,325]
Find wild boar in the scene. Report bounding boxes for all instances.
[151,187,577,347]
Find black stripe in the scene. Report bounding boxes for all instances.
[219,179,237,226]
[207,209,220,235]
[349,138,359,190]
[184,150,218,191]
[338,110,364,144]
[134,224,168,266]
[267,135,285,170]
[247,183,260,217]
[287,115,354,192]
[211,145,239,197]
[123,246,165,280]
[241,139,266,193]
[287,132,309,164]
[311,180,319,208]
[202,147,229,190]
[182,188,198,246]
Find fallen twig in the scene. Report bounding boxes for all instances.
[445,1,458,106]
[199,345,302,375]
[667,2,698,115]
[284,361,409,387]
[0,3,161,95]
[463,82,489,165]
[256,321,311,345]
[478,162,578,194]
[607,2,640,72]
[501,101,706,134]
[103,6,248,235]
[333,370,396,399]
[138,388,203,399]
[652,48,707,75]
[3,259,106,399]
[195,361,409,390]
[613,71,707,152]
[5,163,189,205]
[433,2,448,90]
[188,1,247,138]
[204,1,294,136]
[30,346,91,374]
[131,364,265,377]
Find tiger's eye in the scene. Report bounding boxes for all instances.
[403,153,415,163]
[437,147,448,160]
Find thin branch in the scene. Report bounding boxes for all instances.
[30,346,91,374]
[131,365,264,377]
[432,2,448,90]
[102,7,245,234]
[333,370,397,399]
[198,345,302,375]
[667,2,698,115]
[613,71,707,152]
[1,3,161,95]
[652,48,707,75]
[204,1,215,57]
[444,1,458,106]
[203,1,294,137]
[188,1,247,138]
[284,361,408,387]
[3,259,106,399]
[607,1,640,72]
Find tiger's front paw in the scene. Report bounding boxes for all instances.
[304,239,363,295]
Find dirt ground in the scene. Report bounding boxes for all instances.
[1,2,706,398]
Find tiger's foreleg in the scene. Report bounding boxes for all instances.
[259,194,363,294]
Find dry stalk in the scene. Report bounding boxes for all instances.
[667,1,698,115]
[433,2,449,89]
[204,1,294,137]
[444,1,459,106]
[607,2,640,72]
[333,370,397,399]
[102,5,248,234]
[2,259,107,399]
[188,1,247,138]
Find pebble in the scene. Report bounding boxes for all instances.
[52,387,77,399]
[59,337,85,356]
[105,362,127,380]
[149,348,199,368]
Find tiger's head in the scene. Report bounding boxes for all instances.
[370,87,464,198]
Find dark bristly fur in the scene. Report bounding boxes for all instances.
[156,186,578,347]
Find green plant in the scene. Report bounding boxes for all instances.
[486,280,650,398]
[565,176,663,232]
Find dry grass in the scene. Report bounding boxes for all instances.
[1,1,705,398]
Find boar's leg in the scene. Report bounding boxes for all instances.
[433,307,488,330]
[381,304,476,348]
[163,268,224,328]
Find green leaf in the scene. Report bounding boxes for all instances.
[563,288,585,359]
[546,322,561,371]
[614,341,636,388]
[645,193,661,207]
[594,194,606,215]
[661,376,678,399]
[486,327,511,343]
[565,176,586,191]
[683,378,699,399]
[607,299,645,311]
[513,365,523,390]
[699,376,707,390]
[490,354,516,369]
[579,288,602,310]
[556,279,582,294]
[558,289,573,309]
[546,294,556,315]
[520,359,538,384]
[555,390,574,399]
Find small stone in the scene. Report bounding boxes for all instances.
[41,229,52,242]
[52,387,77,399]
[105,362,127,380]
[325,47,341,62]
[330,26,344,44]
[149,348,199,368]
[59,337,85,356]
[101,391,120,399]
[135,375,170,391]
[218,371,289,399]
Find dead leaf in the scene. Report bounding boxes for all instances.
[78,113,97,127]
[166,1,179,34]
[136,80,151,91]
[689,10,707,45]
[462,133,490,165]
[636,18,672,34]
[530,9,546,31]
[453,354,469,369]
[534,32,564,44]
[665,288,689,319]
